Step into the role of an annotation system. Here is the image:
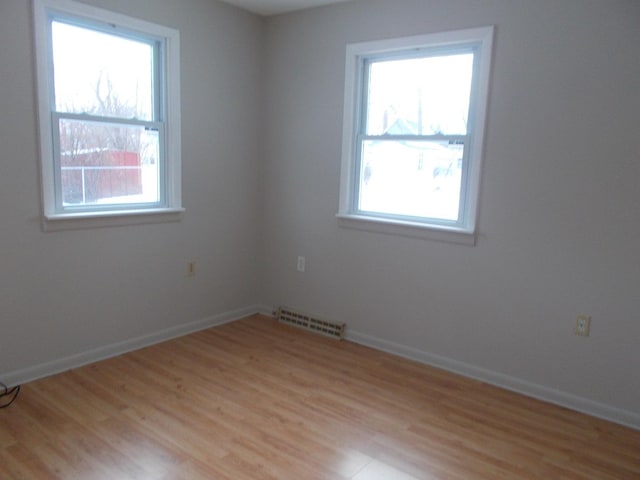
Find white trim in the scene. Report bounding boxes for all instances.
[338,26,494,240]
[346,329,640,431]
[1,305,265,388]
[164,18,182,211]
[255,304,277,316]
[337,213,476,245]
[32,0,182,226]
[33,0,180,37]
[43,207,185,231]
[3,305,638,431]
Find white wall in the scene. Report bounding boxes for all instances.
[0,0,264,380]
[2,0,639,429]
[262,0,640,425]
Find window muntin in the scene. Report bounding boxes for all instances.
[49,18,163,212]
[338,28,494,242]
[33,0,182,229]
[356,48,476,226]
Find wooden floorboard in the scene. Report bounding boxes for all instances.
[1,314,639,479]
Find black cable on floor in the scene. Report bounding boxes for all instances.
[0,381,20,408]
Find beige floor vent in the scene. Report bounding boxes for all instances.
[275,307,345,340]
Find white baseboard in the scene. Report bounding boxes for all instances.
[1,305,265,388]
[346,329,640,431]
[5,306,637,432]
[256,304,276,316]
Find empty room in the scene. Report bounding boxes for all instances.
[1,0,639,478]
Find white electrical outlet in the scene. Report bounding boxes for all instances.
[297,256,306,272]
[574,314,591,337]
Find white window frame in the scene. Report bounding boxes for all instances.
[337,27,494,245]
[33,0,183,231]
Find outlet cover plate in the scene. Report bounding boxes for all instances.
[574,314,591,337]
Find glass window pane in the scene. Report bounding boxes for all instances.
[58,118,160,206]
[358,140,463,221]
[366,53,474,136]
[51,21,154,121]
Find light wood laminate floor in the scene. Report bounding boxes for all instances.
[1,314,639,479]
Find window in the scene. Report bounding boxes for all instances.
[338,27,494,244]
[33,0,182,230]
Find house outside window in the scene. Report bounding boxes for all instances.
[33,0,182,231]
[338,27,494,244]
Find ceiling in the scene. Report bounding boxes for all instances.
[217,0,353,16]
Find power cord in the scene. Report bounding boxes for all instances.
[0,381,20,408]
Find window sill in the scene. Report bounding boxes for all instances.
[336,213,476,245]
[43,207,185,232]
